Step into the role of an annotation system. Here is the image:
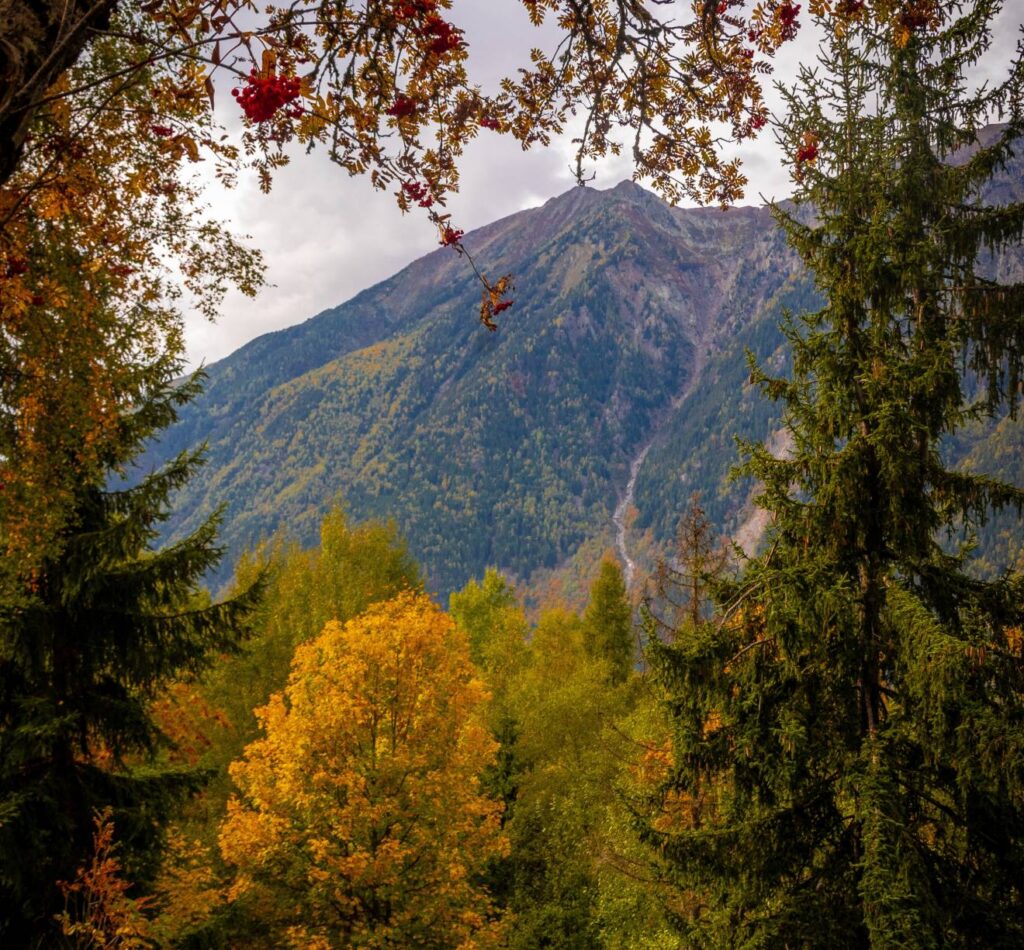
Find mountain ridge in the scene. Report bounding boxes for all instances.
[151,132,1024,596]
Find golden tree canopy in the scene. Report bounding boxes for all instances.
[219,590,507,948]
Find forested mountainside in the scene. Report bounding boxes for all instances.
[150,181,794,593]
[150,135,1024,595]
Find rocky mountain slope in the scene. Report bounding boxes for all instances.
[150,133,1024,596]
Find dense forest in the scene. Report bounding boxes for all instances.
[3,1,1024,948]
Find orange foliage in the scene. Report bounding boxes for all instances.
[219,591,507,947]
[56,809,154,949]
[151,831,229,944]
[630,722,718,837]
[0,26,262,583]
[150,683,233,767]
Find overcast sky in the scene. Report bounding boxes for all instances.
[185,2,1023,368]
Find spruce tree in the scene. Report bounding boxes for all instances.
[0,368,263,944]
[584,559,634,684]
[646,4,1024,945]
[643,495,728,645]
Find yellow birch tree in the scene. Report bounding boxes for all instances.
[219,590,507,948]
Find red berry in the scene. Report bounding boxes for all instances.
[387,96,419,118]
[235,70,303,123]
[776,2,801,40]
[796,143,819,164]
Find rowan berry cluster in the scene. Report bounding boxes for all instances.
[395,0,437,18]
[779,3,800,27]
[778,2,801,39]
[232,71,303,123]
[150,125,175,137]
[393,0,462,56]
[899,7,931,31]
[439,226,464,246]
[479,116,500,130]
[402,180,434,208]
[422,16,462,55]
[387,96,420,118]
[796,142,819,164]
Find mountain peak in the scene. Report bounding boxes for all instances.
[609,178,648,196]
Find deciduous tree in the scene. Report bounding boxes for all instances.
[219,591,507,947]
[502,608,619,948]
[0,24,263,581]
[205,508,420,753]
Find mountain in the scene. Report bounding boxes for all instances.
[150,132,1024,597]
[633,127,1024,567]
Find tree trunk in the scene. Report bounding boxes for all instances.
[0,0,117,186]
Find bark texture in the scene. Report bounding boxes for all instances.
[0,0,116,185]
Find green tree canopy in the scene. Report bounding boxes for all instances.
[450,568,522,669]
[0,369,262,944]
[646,3,1024,945]
[583,559,634,684]
[203,507,420,753]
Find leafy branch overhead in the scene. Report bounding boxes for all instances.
[1,1,915,325]
[0,2,948,574]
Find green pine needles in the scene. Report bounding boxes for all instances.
[584,559,635,685]
[0,369,263,945]
[646,3,1024,946]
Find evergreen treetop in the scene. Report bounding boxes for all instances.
[584,559,634,685]
[0,367,263,944]
[647,4,1024,945]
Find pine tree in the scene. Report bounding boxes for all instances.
[0,368,263,944]
[646,4,1024,945]
[584,559,634,684]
